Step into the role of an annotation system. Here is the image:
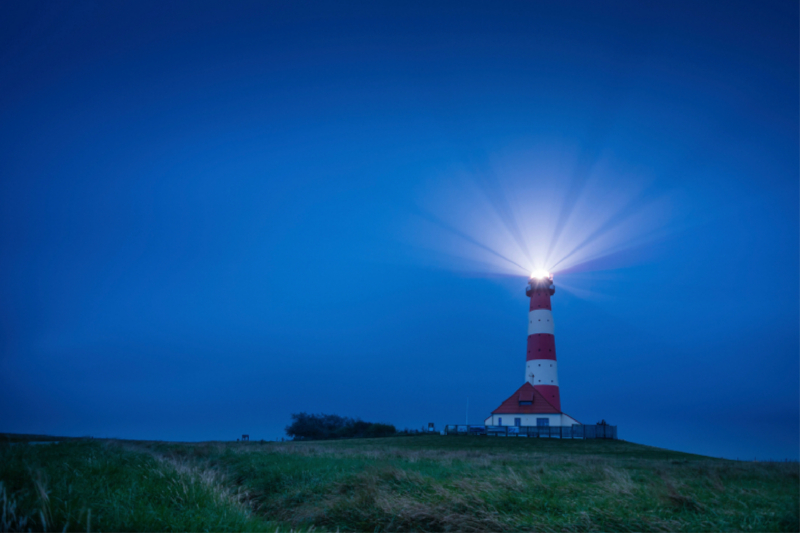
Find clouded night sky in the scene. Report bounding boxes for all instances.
[1,1,797,460]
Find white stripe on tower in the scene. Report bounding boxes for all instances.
[525,360,559,385]
[527,309,554,335]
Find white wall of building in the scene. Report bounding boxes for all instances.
[483,413,580,426]
[561,413,580,425]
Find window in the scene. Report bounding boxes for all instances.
[514,418,521,427]
[537,418,549,427]
[519,401,532,405]
[498,417,502,425]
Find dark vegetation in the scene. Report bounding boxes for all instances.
[285,412,396,440]
[1,433,797,532]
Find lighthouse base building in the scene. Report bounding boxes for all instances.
[483,382,579,427]
[484,271,581,428]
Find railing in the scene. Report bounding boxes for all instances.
[443,424,618,439]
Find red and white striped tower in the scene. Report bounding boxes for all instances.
[525,270,560,411]
[483,270,579,427]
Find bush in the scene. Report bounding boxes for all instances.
[285,413,396,440]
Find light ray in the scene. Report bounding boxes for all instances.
[409,147,675,290]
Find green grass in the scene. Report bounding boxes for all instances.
[0,438,272,532]
[1,434,797,532]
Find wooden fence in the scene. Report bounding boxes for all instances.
[444,424,618,439]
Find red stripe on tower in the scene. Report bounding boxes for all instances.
[528,289,552,310]
[526,334,556,361]
[525,272,561,411]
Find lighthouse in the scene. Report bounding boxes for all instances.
[484,271,580,427]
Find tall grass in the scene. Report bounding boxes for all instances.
[0,440,273,532]
[1,435,797,532]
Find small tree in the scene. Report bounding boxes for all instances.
[285,413,396,440]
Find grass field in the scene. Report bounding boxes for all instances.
[1,433,797,532]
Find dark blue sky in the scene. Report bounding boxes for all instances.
[1,1,797,460]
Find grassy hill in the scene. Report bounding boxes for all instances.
[1,433,797,532]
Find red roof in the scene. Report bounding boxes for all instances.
[519,386,534,402]
[490,382,561,414]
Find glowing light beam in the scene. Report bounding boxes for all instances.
[408,147,675,285]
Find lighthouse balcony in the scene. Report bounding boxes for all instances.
[526,283,555,297]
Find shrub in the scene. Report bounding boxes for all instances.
[285,413,396,440]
